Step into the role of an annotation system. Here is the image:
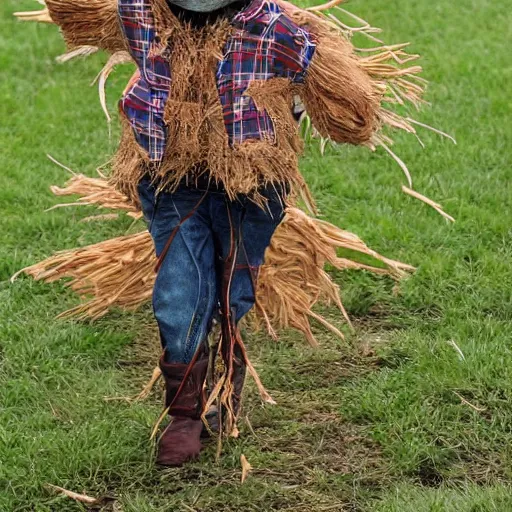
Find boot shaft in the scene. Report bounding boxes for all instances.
[159,355,209,418]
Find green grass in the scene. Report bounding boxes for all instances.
[1,0,511,510]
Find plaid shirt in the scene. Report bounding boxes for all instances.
[119,0,171,162]
[119,0,316,160]
[218,1,316,145]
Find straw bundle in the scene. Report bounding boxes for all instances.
[281,0,456,198]
[17,174,413,344]
[44,0,126,53]
[256,207,413,346]
[48,172,142,219]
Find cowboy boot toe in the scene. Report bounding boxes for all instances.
[157,417,204,466]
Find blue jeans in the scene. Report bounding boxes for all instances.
[137,177,285,363]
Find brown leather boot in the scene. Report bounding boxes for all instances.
[157,353,208,467]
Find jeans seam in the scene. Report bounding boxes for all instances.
[170,197,205,361]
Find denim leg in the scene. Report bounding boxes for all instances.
[211,189,285,323]
[138,179,217,364]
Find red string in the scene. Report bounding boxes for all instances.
[154,190,209,274]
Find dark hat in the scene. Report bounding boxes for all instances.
[168,0,240,12]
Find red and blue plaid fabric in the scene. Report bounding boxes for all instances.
[119,0,171,162]
[118,0,316,160]
[217,0,316,145]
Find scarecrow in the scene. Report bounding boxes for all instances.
[14,0,454,467]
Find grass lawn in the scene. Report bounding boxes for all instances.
[1,0,511,510]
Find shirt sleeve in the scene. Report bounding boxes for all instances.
[118,0,170,90]
[117,1,171,162]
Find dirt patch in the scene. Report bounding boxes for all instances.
[416,460,444,488]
